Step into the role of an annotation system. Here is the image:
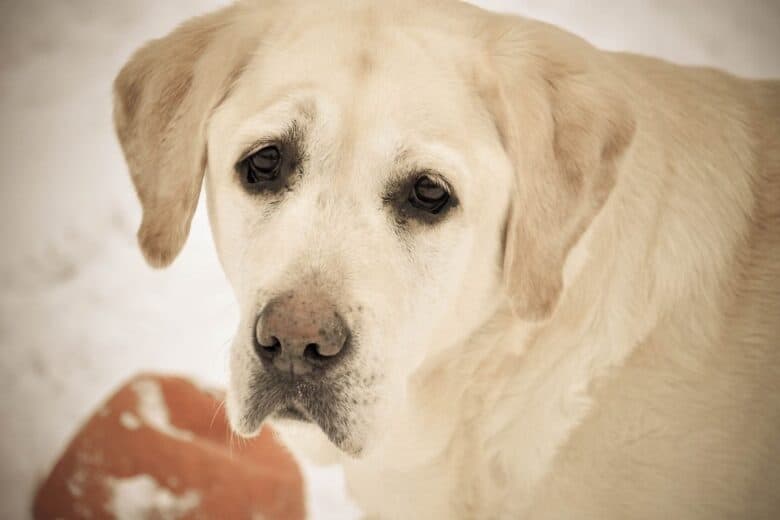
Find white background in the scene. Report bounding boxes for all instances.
[1,1,778,518]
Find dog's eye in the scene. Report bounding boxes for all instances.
[409,175,450,214]
[243,145,281,185]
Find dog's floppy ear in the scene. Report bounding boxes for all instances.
[113,5,258,267]
[481,18,636,320]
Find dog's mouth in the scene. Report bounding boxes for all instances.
[274,403,311,422]
[239,370,363,455]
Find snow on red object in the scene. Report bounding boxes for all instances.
[33,374,305,519]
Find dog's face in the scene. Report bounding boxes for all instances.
[205,17,513,455]
[114,1,633,457]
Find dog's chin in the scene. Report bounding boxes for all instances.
[272,406,368,459]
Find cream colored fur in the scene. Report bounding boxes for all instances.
[113,1,780,518]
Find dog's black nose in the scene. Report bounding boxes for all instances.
[254,291,349,376]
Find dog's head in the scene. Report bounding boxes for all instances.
[114,0,633,456]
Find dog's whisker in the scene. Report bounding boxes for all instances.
[210,399,226,432]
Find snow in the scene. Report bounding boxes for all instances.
[105,474,201,520]
[67,468,88,499]
[0,1,777,519]
[119,412,142,431]
[131,378,194,441]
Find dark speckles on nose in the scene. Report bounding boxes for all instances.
[344,305,365,317]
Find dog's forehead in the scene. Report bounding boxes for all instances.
[228,15,486,154]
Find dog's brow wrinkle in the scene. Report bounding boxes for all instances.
[352,48,376,79]
[296,99,318,123]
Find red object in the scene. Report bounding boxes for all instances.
[33,374,305,519]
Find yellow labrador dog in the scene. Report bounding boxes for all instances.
[114,0,780,517]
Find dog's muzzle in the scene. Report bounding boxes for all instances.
[239,289,362,454]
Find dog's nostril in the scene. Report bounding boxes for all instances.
[255,336,281,359]
[264,337,282,352]
[303,343,329,362]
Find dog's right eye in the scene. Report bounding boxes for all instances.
[237,145,285,191]
[242,145,282,187]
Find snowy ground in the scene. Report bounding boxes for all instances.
[0,1,777,518]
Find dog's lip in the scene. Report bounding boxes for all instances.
[274,403,311,422]
[243,372,363,455]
